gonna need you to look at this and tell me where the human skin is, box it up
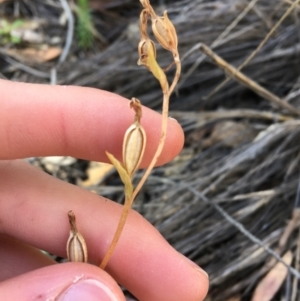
[0,79,209,301]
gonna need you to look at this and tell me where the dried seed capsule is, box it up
[122,98,146,178]
[151,11,178,54]
[138,38,156,68]
[67,231,88,263]
[137,38,167,89]
[123,123,146,177]
[66,211,88,263]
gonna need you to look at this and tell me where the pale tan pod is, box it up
[152,11,178,53]
[137,38,157,67]
[66,211,88,263]
[67,231,88,262]
[123,122,146,178]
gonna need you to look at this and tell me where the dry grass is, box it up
[2,0,300,300]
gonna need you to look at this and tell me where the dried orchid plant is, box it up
[100,0,181,269]
[66,0,181,269]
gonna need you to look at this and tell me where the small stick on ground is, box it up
[199,43,300,116]
[206,0,300,99]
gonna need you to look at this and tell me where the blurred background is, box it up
[1,1,300,300]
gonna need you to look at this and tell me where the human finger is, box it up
[0,262,125,301]
[0,234,55,281]
[0,160,209,301]
[0,79,184,165]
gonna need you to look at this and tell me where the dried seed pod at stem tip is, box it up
[151,11,178,55]
[100,0,181,270]
[67,210,88,263]
[130,97,142,122]
[123,98,146,178]
[100,99,145,269]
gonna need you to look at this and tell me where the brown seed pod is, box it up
[123,122,146,178]
[151,11,178,54]
[138,38,156,67]
[122,98,146,178]
[66,211,88,263]
[137,38,167,90]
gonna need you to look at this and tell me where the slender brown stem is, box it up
[100,88,169,269]
[100,10,182,269]
[100,197,131,269]
[131,55,181,203]
[169,52,181,95]
[130,89,169,205]
[100,86,172,269]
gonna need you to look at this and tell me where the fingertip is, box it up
[139,113,184,167]
[104,210,209,301]
[0,263,125,301]
[0,234,55,281]
[0,80,184,166]
[179,255,209,301]
[164,116,184,163]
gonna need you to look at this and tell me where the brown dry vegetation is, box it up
[1,1,300,300]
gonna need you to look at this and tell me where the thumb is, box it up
[0,262,125,301]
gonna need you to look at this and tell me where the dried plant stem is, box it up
[180,0,259,88]
[100,92,170,269]
[206,0,300,100]
[130,54,181,206]
[130,53,181,204]
[100,197,131,269]
[169,54,181,95]
[100,59,181,270]
[130,90,170,204]
[199,43,300,116]
[100,1,181,269]
[186,185,300,279]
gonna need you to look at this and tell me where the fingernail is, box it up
[186,257,208,278]
[180,253,209,279]
[58,279,120,301]
[169,116,178,122]
[189,260,209,279]
[194,266,209,279]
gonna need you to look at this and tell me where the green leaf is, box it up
[11,19,25,29]
[76,0,94,49]
[146,43,168,91]
[106,151,133,199]
[11,35,21,44]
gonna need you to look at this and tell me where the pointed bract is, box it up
[106,151,133,199]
